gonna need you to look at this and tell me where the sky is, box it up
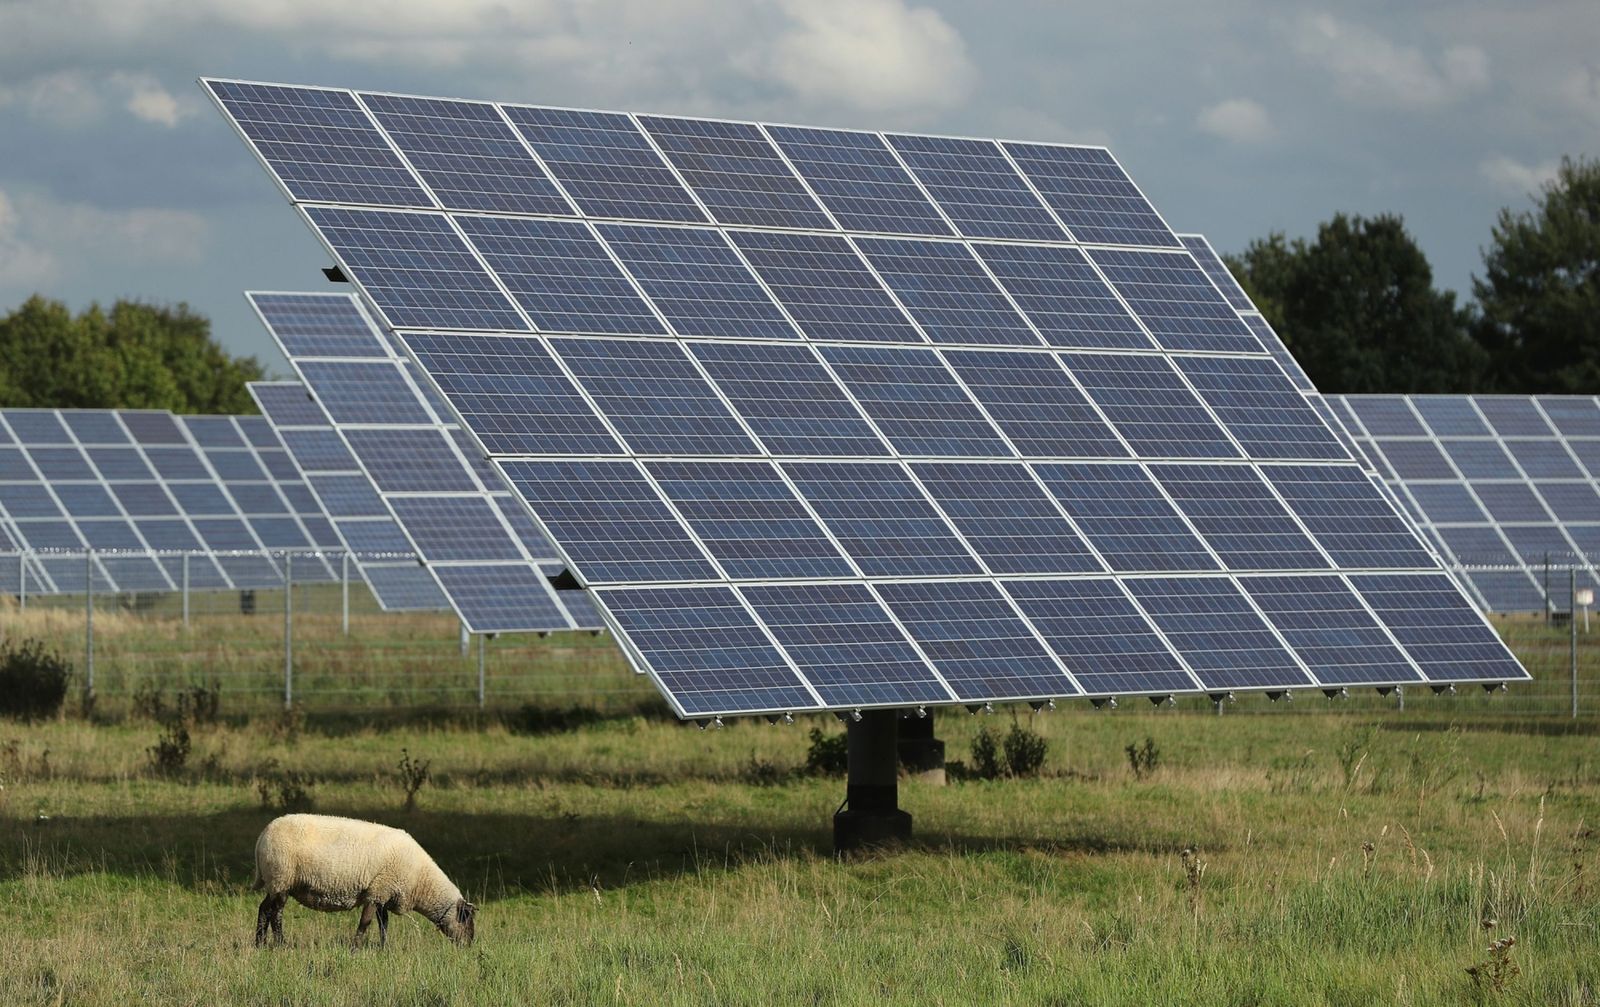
[0,0,1594,373]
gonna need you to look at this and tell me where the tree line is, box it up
[0,156,1594,408]
[1226,155,1599,394]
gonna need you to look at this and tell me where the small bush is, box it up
[270,703,305,746]
[131,682,167,722]
[147,720,191,774]
[804,727,848,777]
[1126,737,1160,781]
[1003,722,1048,778]
[0,638,72,721]
[742,752,788,787]
[971,726,1003,780]
[255,758,314,811]
[396,748,431,811]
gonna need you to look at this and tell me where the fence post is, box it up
[283,552,293,710]
[1397,685,1404,712]
[182,552,190,630]
[459,621,469,658]
[341,552,350,637]
[1545,553,1552,625]
[18,553,26,610]
[477,634,486,709]
[84,550,95,704]
[1573,567,1580,720]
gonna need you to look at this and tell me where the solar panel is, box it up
[1348,573,1526,681]
[211,80,1530,714]
[1238,574,1423,686]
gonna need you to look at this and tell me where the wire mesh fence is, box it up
[1,550,1597,719]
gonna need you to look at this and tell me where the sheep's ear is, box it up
[460,900,477,922]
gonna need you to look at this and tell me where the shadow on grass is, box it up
[1376,717,1600,737]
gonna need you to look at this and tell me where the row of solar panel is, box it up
[206,80,1182,248]
[245,293,601,633]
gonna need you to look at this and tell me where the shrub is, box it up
[804,727,848,777]
[1003,722,1048,778]
[0,638,72,721]
[396,748,431,811]
[1126,736,1160,781]
[255,758,314,811]
[147,720,191,774]
[741,752,787,787]
[970,726,1003,780]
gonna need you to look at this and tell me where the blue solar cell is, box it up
[1239,314,1313,391]
[202,449,267,482]
[1003,143,1179,247]
[1151,463,1330,570]
[0,484,61,518]
[738,582,951,707]
[1344,396,1426,436]
[359,93,574,216]
[399,333,618,456]
[782,460,980,576]
[1410,396,1490,436]
[725,230,922,343]
[1239,574,1423,686]
[5,411,70,444]
[55,483,121,518]
[27,447,95,481]
[344,429,479,493]
[493,496,560,561]
[1499,524,1578,565]
[819,345,1012,457]
[134,519,202,550]
[296,361,434,425]
[431,563,570,633]
[453,216,666,334]
[502,106,706,222]
[1408,483,1489,524]
[338,519,415,556]
[1474,482,1551,523]
[972,243,1152,350]
[1534,482,1600,523]
[1569,440,1600,479]
[0,446,29,479]
[168,483,234,516]
[251,384,327,428]
[110,483,178,517]
[1374,440,1457,480]
[258,449,303,483]
[911,461,1101,574]
[941,349,1127,458]
[689,342,889,457]
[1438,440,1518,480]
[1477,398,1553,437]
[388,496,523,561]
[183,416,246,449]
[643,460,853,579]
[1176,356,1347,461]
[303,207,527,331]
[12,518,82,548]
[60,411,129,445]
[364,565,449,611]
[228,484,290,515]
[248,516,311,549]
[278,429,358,473]
[120,411,188,445]
[1085,248,1260,353]
[596,585,816,715]
[554,589,605,629]
[1001,578,1197,696]
[499,459,717,583]
[1431,525,1516,566]
[765,125,951,236]
[190,516,260,550]
[853,237,1040,346]
[874,580,1079,700]
[205,81,434,207]
[592,223,798,339]
[1538,397,1600,436]
[1504,439,1583,479]
[1121,576,1314,691]
[1059,352,1239,459]
[1034,461,1219,572]
[549,336,757,455]
[1350,573,1529,681]
[249,293,388,359]
[1177,234,1253,312]
[884,133,1068,241]
[637,116,834,230]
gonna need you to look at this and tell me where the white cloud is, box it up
[20,71,105,125]
[0,190,59,288]
[1292,13,1490,108]
[764,0,976,112]
[111,73,190,128]
[0,185,208,291]
[0,70,197,128]
[1196,98,1273,143]
[1479,154,1561,195]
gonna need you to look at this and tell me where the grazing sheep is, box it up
[252,813,475,948]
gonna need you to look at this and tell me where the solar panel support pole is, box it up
[84,550,95,708]
[1544,553,1552,626]
[1572,567,1579,720]
[477,634,486,710]
[18,554,26,610]
[341,553,350,637]
[181,553,190,630]
[833,709,911,855]
[283,552,293,711]
[459,622,469,658]
[897,710,945,785]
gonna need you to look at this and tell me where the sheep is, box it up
[252,813,476,948]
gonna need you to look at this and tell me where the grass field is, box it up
[3,611,1600,1004]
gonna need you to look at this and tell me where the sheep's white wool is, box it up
[255,814,462,924]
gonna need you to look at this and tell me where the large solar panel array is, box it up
[1329,394,1600,611]
[206,80,1528,717]
[246,290,600,633]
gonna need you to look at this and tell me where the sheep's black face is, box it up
[444,899,476,945]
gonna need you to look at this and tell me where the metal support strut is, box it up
[833,709,912,855]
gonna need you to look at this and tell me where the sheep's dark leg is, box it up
[353,902,376,948]
[256,894,286,948]
[376,905,389,948]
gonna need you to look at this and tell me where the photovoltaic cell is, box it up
[1538,397,1600,436]
[1239,314,1313,391]
[594,223,798,339]
[874,580,1079,700]
[738,582,951,707]
[1408,483,1489,524]
[972,243,1152,350]
[249,292,390,359]
[765,125,951,236]
[296,361,433,425]
[205,81,434,207]
[1503,439,1582,479]
[1176,234,1252,312]
[820,345,1011,457]
[1239,574,1422,685]
[388,496,525,561]
[1345,396,1425,436]
[1375,440,1457,480]
[782,460,980,577]
[1000,578,1196,695]
[1534,482,1600,523]
[1439,440,1519,480]
[430,563,570,634]
[941,349,1126,458]
[853,236,1040,346]
[1474,483,1551,524]
[1003,143,1179,248]
[689,342,890,457]
[1122,576,1314,691]
[637,116,834,230]
[278,429,358,472]
[1175,356,1346,460]
[1034,461,1218,571]
[359,93,574,216]
[1476,398,1553,437]
[1410,396,1490,436]
[343,428,479,493]
[252,384,327,428]
[1086,248,1261,353]
[884,133,1068,242]
[1349,573,1529,681]
[1060,352,1239,459]
[1150,463,1329,570]
[725,230,922,343]
[911,461,1101,574]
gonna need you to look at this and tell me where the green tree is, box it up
[1473,156,1600,394]
[0,297,263,411]
[1225,214,1485,393]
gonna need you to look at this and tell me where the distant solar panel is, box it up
[208,80,1529,716]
